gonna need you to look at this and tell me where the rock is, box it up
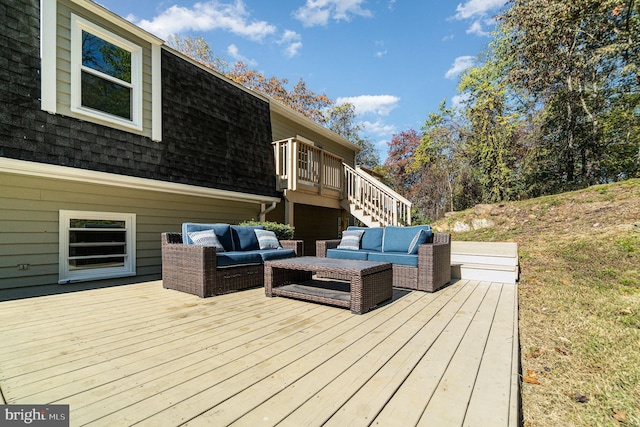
[474,204,493,216]
[472,218,494,229]
[453,221,471,232]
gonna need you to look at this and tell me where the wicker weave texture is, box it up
[264,257,393,314]
[161,232,303,297]
[315,233,452,293]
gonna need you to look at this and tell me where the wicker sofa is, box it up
[161,223,303,297]
[316,225,451,292]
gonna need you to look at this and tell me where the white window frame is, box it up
[59,210,136,284]
[70,14,143,131]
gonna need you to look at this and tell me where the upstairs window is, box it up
[70,14,142,130]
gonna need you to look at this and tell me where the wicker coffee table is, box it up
[264,256,393,314]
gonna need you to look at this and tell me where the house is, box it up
[0,0,410,300]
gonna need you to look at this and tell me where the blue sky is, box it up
[96,0,508,160]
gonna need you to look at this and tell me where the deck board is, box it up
[0,279,519,426]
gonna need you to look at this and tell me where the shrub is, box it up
[239,220,295,240]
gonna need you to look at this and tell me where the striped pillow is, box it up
[337,229,364,250]
[187,229,225,251]
[254,229,281,250]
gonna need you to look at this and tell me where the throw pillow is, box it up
[407,229,429,254]
[187,229,225,251]
[337,229,365,250]
[254,229,281,250]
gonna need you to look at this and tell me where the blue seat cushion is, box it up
[326,248,370,261]
[382,225,433,253]
[257,249,296,262]
[347,226,384,252]
[231,225,264,251]
[368,251,419,267]
[182,223,233,251]
[216,251,263,267]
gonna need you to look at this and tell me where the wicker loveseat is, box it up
[161,223,303,297]
[316,225,451,292]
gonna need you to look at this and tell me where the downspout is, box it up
[259,201,278,222]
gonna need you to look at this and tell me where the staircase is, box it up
[272,137,412,227]
[342,164,412,227]
[450,241,519,284]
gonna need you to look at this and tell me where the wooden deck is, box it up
[0,279,519,426]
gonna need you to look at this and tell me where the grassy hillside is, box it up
[432,178,640,427]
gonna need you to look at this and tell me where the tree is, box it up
[166,35,229,73]
[167,36,334,125]
[325,103,379,168]
[500,0,640,187]
[457,37,520,203]
[413,101,472,216]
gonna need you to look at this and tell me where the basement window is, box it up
[70,14,142,130]
[59,210,136,283]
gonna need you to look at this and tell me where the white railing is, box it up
[273,137,343,193]
[343,163,412,226]
[273,136,412,226]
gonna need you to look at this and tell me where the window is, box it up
[70,14,142,130]
[59,210,136,283]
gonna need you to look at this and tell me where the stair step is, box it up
[451,263,519,284]
[450,241,519,284]
[451,254,518,267]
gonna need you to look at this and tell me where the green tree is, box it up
[326,103,379,168]
[458,42,520,203]
[412,101,472,218]
[500,0,640,187]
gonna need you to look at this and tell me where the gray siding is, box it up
[0,172,263,300]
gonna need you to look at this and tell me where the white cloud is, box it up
[466,20,487,36]
[227,44,257,65]
[135,0,276,41]
[361,120,396,137]
[445,55,475,79]
[374,40,387,58]
[336,95,400,116]
[293,0,373,27]
[279,30,303,57]
[453,0,507,36]
[451,93,471,107]
[454,0,508,20]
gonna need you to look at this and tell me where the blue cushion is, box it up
[326,248,370,261]
[347,226,384,252]
[337,229,364,250]
[216,251,263,267]
[382,225,433,253]
[408,229,430,254]
[368,251,419,267]
[182,223,233,251]
[231,225,264,251]
[257,249,296,262]
[254,229,281,249]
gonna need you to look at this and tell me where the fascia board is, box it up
[0,158,280,204]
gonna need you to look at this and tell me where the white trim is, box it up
[151,43,162,142]
[59,210,136,283]
[40,0,57,114]
[0,157,281,204]
[70,14,143,131]
[70,0,164,45]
